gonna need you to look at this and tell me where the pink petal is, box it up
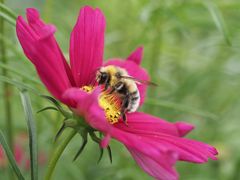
[64,89,172,159]
[128,148,178,180]
[16,9,72,103]
[133,132,218,163]
[164,136,217,163]
[114,112,194,137]
[104,59,149,105]
[63,87,111,133]
[70,6,106,87]
[63,87,217,178]
[114,113,217,163]
[26,8,75,86]
[127,46,144,65]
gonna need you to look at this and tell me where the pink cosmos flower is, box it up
[16,6,218,180]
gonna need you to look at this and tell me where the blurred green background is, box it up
[1,0,240,179]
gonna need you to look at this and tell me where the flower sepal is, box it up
[38,95,73,118]
[54,115,112,164]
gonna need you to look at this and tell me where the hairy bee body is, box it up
[96,65,140,117]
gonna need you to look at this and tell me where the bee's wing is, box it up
[120,76,158,86]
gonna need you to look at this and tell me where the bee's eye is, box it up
[99,72,108,84]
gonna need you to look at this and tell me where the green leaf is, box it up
[0,62,41,85]
[0,3,17,26]
[0,75,39,94]
[20,90,38,180]
[204,1,231,45]
[0,130,25,180]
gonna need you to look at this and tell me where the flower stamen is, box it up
[81,86,122,124]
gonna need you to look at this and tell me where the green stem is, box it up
[44,129,77,180]
[0,1,14,179]
[1,0,13,149]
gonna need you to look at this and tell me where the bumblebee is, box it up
[96,65,156,123]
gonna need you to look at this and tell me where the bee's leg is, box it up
[103,75,111,91]
[108,82,123,94]
[122,112,127,125]
[121,96,129,125]
[103,83,109,91]
[108,87,116,94]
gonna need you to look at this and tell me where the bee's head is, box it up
[96,68,109,85]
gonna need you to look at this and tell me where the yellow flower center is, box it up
[81,86,122,124]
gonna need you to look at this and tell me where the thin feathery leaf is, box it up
[0,3,17,19]
[37,106,58,114]
[107,146,112,164]
[97,147,104,164]
[0,11,15,25]
[73,132,88,161]
[204,1,231,45]
[40,95,68,117]
[89,131,113,164]
[54,122,66,142]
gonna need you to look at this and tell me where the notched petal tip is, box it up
[78,6,105,22]
[208,146,218,160]
[16,15,38,43]
[175,122,195,137]
[16,16,27,27]
[26,8,40,23]
[127,46,144,65]
[81,5,94,11]
[70,5,106,87]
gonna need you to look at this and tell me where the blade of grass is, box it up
[146,98,218,120]
[20,90,38,180]
[204,1,231,46]
[0,130,25,180]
